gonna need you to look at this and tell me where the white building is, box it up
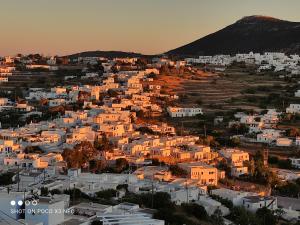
[286,104,300,114]
[211,188,253,206]
[167,107,203,117]
[276,138,293,147]
[290,158,300,169]
[296,137,300,146]
[178,162,218,186]
[257,129,282,144]
[219,149,249,177]
[241,196,277,213]
[25,197,65,225]
[196,196,230,216]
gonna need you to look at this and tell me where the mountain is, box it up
[167,15,300,56]
[66,50,150,59]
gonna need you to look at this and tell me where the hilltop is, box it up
[167,15,300,56]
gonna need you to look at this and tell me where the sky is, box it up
[0,0,300,56]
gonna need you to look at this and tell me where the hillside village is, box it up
[0,53,300,225]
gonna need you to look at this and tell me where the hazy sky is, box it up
[1,0,300,56]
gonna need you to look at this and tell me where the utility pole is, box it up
[204,124,207,137]
[186,178,189,203]
[73,184,76,205]
[181,121,184,136]
[151,175,154,208]
[17,165,20,192]
[43,169,46,181]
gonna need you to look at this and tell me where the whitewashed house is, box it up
[257,129,282,144]
[286,104,300,114]
[242,196,277,213]
[167,107,203,117]
[219,149,249,177]
[290,158,300,169]
[276,138,293,147]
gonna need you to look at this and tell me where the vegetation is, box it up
[229,124,249,135]
[268,156,292,169]
[94,135,112,151]
[62,141,98,168]
[0,172,15,186]
[89,159,107,172]
[136,126,156,135]
[211,208,225,225]
[114,158,129,173]
[274,178,300,197]
[90,220,103,225]
[96,189,117,199]
[181,203,208,220]
[123,192,212,225]
[169,165,187,177]
[24,146,44,154]
[210,194,233,209]
[246,150,279,186]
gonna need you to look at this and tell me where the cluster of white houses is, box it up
[185,52,300,74]
[230,108,300,148]
[0,55,299,224]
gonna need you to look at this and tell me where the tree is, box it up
[115,158,128,173]
[287,128,300,137]
[94,135,112,151]
[136,127,155,135]
[229,206,257,225]
[107,89,119,97]
[182,203,208,220]
[63,188,82,200]
[50,189,61,195]
[96,189,117,199]
[0,172,15,185]
[123,192,174,210]
[245,159,255,177]
[276,181,300,197]
[256,207,276,225]
[89,159,106,172]
[62,141,97,168]
[154,207,188,225]
[41,187,49,196]
[210,208,225,225]
[251,150,279,186]
[90,220,103,225]
[169,165,187,177]
[116,184,128,191]
[274,208,285,223]
[24,146,44,154]
[229,124,249,135]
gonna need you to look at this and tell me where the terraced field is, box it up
[153,68,296,114]
[0,71,62,91]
